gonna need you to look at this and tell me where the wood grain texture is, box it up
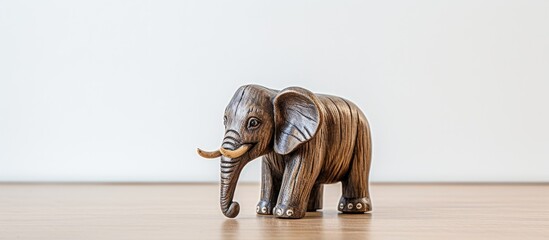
[1,183,548,240]
[198,85,372,219]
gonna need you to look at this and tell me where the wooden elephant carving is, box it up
[198,85,372,219]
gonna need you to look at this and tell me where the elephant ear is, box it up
[273,87,322,155]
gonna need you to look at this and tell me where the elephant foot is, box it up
[256,200,275,215]
[338,197,371,213]
[273,204,305,219]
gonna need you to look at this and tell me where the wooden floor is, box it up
[0,183,548,240]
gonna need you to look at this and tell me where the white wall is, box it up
[1,0,548,182]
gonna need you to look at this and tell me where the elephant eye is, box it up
[247,117,261,129]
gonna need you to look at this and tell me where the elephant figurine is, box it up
[198,84,372,219]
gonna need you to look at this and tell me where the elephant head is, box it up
[197,85,323,218]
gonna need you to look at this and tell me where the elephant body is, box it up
[198,85,372,219]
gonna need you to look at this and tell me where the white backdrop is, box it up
[1,0,548,182]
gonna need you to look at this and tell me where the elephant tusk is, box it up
[197,148,222,159]
[219,144,251,159]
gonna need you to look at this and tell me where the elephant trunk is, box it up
[219,156,242,218]
[198,133,252,218]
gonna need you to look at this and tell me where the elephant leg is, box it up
[339,119,372,213]
[256,159,281,215]
[307,184,323,212]
[274,153,320,219]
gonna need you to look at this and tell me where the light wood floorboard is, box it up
[0,183,548,239]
